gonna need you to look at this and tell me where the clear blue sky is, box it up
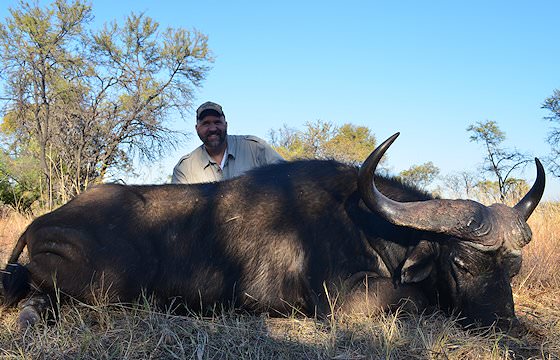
[2,1,559,199]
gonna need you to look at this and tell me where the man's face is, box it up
[196,115,228,150]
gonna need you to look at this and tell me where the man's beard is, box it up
[202,130,227,149]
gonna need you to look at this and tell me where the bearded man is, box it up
[172,101,284,184]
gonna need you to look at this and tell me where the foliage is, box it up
[0,152,41,212]
[542,88,560,177]
[397,161,440,190]
[472,178,529,206]
[467,120,531,203]
[0,0,213,208]
[269,120,378,166]
[323,123,378,165]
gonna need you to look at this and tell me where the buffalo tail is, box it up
[1,233,31,307]
[2,263,30,307]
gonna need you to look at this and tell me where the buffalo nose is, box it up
[496,317,526,336]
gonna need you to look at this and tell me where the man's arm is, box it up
[171,155,192,184]
[244,135,285,165]
[261,142,284,164]
[171,164,187,184]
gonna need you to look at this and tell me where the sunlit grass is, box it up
[1,301,556,359]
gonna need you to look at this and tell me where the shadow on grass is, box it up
[0,302,557,359]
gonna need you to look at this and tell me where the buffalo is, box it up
[1,133,545,330]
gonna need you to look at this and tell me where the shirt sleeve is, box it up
[171,160,188,184]
[260,141,285,165]
[244,135,284,165]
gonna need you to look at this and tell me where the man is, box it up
[172,101,284,184]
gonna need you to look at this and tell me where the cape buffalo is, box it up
[1,133,545,330]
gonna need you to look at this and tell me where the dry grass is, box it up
[0,204,558,359]
[520,203,560,290]
[0,207,30,264]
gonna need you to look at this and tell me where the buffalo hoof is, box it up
[17,306,41,329]
[17,296,49,329]
[500,318,528,338]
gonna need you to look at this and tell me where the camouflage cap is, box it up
[196,101,224,120]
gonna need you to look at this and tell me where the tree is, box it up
[542,89,560,177]
[269,120,335,160]
[467,120,530,203]
[268,124,307,160]
[0,152,41,212]
[323,124,378,166]
[0,0,213,208]
[398,161,440,190]
[0,0,94,207]
[442,171,478,199]
[268,120,378,166]
[472,178,529,205]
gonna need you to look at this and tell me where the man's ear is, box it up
[401,240,439,283]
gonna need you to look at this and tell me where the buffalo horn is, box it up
[359,133,499,247]
[513,158,545,221]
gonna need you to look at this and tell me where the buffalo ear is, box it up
[401,240,438,283]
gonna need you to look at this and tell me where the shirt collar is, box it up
[200,135,235,169]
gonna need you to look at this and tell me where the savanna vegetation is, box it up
[0,0,212,212]
[0,0,559,359]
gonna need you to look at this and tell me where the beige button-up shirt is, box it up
[171,135,284,184]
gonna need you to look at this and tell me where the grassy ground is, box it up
[0,205,558,359]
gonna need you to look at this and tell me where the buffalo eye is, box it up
[465,216,491,237]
